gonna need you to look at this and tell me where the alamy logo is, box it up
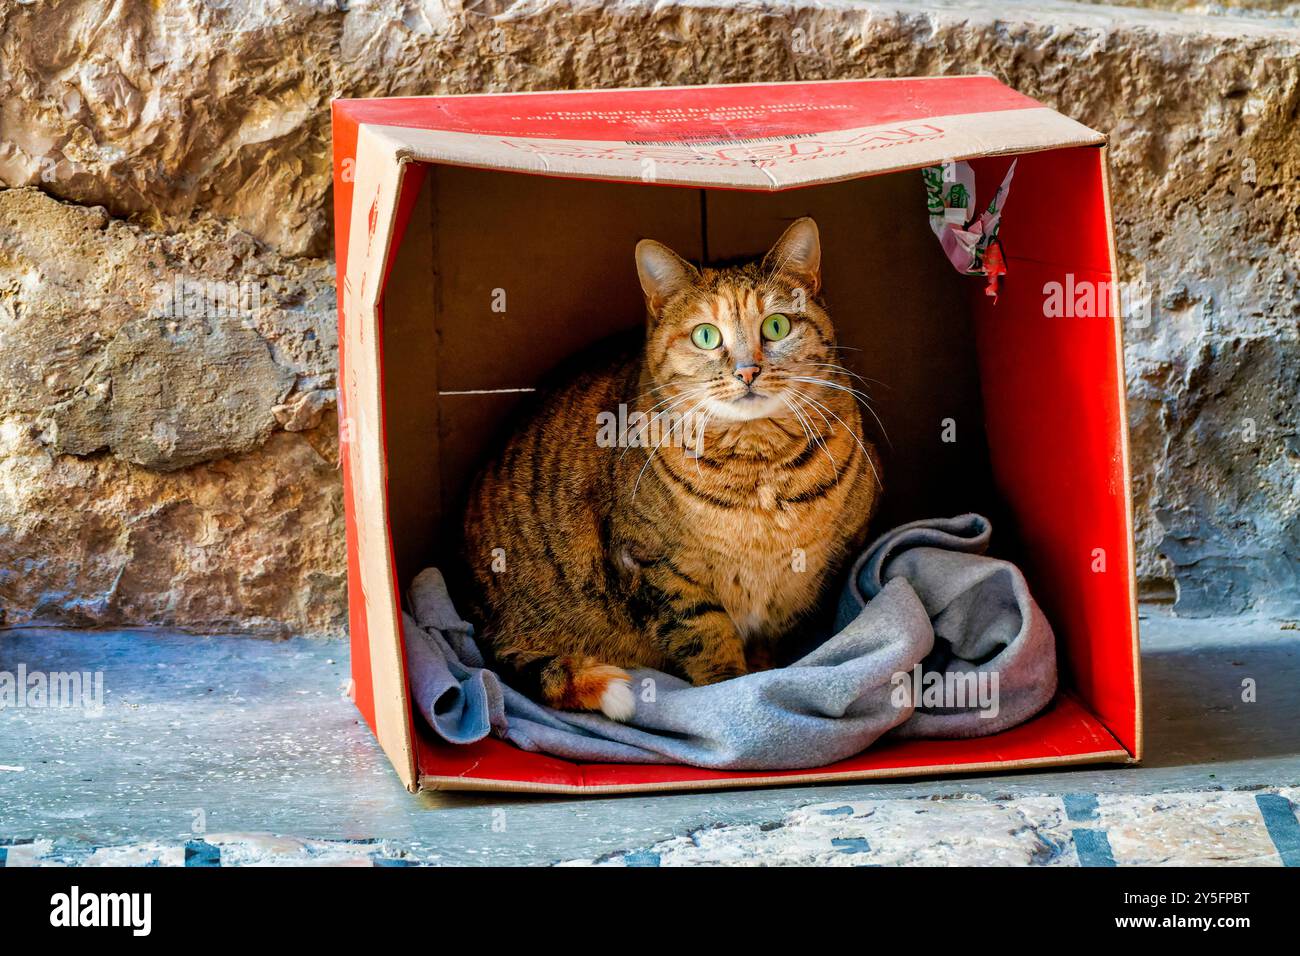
[1041,272,1152,326]
[153,275,262,319]
[891,664,1000,719]
[0,665,104,713]
[595,403,705,454]
[50,886,151,936]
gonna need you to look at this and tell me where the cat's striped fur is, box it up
[459,218,881,718]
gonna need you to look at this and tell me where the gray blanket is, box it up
[404,514,1057,771]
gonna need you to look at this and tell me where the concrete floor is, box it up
[1,611,1298,866]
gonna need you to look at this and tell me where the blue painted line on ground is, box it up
[1256,794,1300,867]
[831,837,871,854]
[621,850,661,867]
[183,840,221,867]
[1063,793,1100,822]
[1072,828,1117,867]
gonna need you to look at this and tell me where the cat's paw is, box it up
[598,676,636,721]
[572,662,635,721]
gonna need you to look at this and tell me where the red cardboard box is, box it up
[331,78,1142,794]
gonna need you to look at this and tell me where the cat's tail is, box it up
[502,654,636,722]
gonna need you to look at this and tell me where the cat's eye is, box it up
[761,313,792,342]
[691,323,722,350]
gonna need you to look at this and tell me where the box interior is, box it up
[378,145,1138,791]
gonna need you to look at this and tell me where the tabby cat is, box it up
[459,218,881,719]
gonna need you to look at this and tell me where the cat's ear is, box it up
[763,217,821,295]
[635,240,699,316]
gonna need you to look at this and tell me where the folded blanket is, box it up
[404,514,1057,771]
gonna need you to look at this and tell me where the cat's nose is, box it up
[734,365,762,386]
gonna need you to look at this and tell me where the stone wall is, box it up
[1,0,1296,632]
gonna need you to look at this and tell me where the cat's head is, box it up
[634,217,835,423]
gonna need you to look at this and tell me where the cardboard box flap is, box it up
[342,124,416,313]
[341,77,1104,191]
[339,121,419,789]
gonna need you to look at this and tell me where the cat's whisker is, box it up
[641,384,710,415]
[764,403,806,447]
[618,387,711,461]
[789,390,842,475]
[632,379,694,402]
[793,389,882,491]
[690,408,714,478]
[617,399,688,462]
[789,376,892,449]
[789,388,834,436]
[631,398,708,503]
[789,375,875,404]
[780,394,815,447]
[629,433,667,503]
[794,362,885,389]
[815,348,895,389]
[782,394,837,479]
[780,393,814,443]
